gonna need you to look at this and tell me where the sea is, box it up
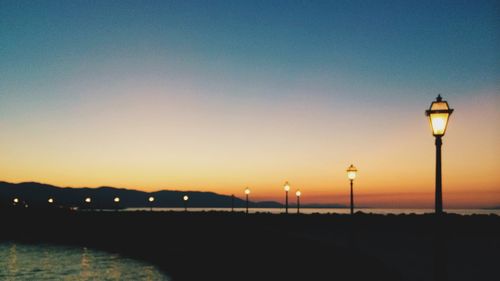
[124,207,500,216]
[0,243,170,281]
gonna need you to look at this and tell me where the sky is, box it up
[0,0,499,208]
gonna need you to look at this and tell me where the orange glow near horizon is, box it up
[0,86,499,209]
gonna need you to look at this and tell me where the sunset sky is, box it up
[1,0,499,208]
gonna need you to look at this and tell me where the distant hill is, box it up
[0,181,282,209]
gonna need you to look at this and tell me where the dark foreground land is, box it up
[1,209,499,281]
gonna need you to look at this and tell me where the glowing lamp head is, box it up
[48,198,54,204]
[347,164,357,180]
[296,190,301,197]
[284,182,290,192]
[114,197,120,203]
[245,187,251,195]
[183,195,189,201]
[148,196,155,202]
[425,95,453,137]
[85,197,92,203]
[13,198,19,203]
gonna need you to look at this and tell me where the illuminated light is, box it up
[114,197,120,203]
[245,187,251,195]
[296,190,301,197]
[148,196,155,202]
[426,95,454,137]
[347,164,357,180]
[85,197,92,203]
[183,195,189,201]
[13,198,19,204]
[48,198,54,204]
[284,181,290,192]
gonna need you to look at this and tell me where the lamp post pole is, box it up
[435,136,443,214]
[244,188,250,214]
[284,182,290,214]
[350,179,354,215]
[148,196,155,212]
[285,190,288,214]
[296,191,301,214]
[346,164,357,215]
[183,195,188,212]
[114,197,120,212]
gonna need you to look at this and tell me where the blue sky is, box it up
[2,0,498,97]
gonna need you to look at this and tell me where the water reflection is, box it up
[8,244,17,276]
[80,247,91,280]
[0,243,170,281]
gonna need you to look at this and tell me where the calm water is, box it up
[125,207,500,216]
[0,243,170,281]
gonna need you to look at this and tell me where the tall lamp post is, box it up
[183,195,189,212]
[284,181,290,214]
[346,164,357,215]
[244,187,250,214]
[296,190,301,214]
[148,196,155,212]
[426,95,453,215]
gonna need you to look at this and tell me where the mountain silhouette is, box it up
[0,181,282,209]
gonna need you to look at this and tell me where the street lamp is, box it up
[296,190,301,214]
[13,198,19,205]
[426,94,454,214]
[183,195,189,211]
[244,187,251,214]
[114,197,120,211]
[148,196,155,211]
[346,164,357,215]
[284,181,290,214]
[85,197,92,211]
[48,198,54,208]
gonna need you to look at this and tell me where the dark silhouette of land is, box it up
[0,181,348,209]
[1,207,498,281]
[0,181,286,209]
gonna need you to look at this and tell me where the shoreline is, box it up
[1,210,499,281]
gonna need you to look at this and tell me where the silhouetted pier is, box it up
[1,209,499,281]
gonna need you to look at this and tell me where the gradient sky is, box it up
[1,0,499,208]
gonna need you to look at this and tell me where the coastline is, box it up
[1,209,499,281]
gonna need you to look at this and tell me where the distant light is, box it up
[25,204,29,208]
[347,164,357,180]
[13,198,19,203]
[48,198,54,204]
[85,197,92,203]
[296,190,301,197]
[284,181,290,192]
[245,187,251,195]
[183,195,189,201]
[114,197,120,203]
[148,196,155,202]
